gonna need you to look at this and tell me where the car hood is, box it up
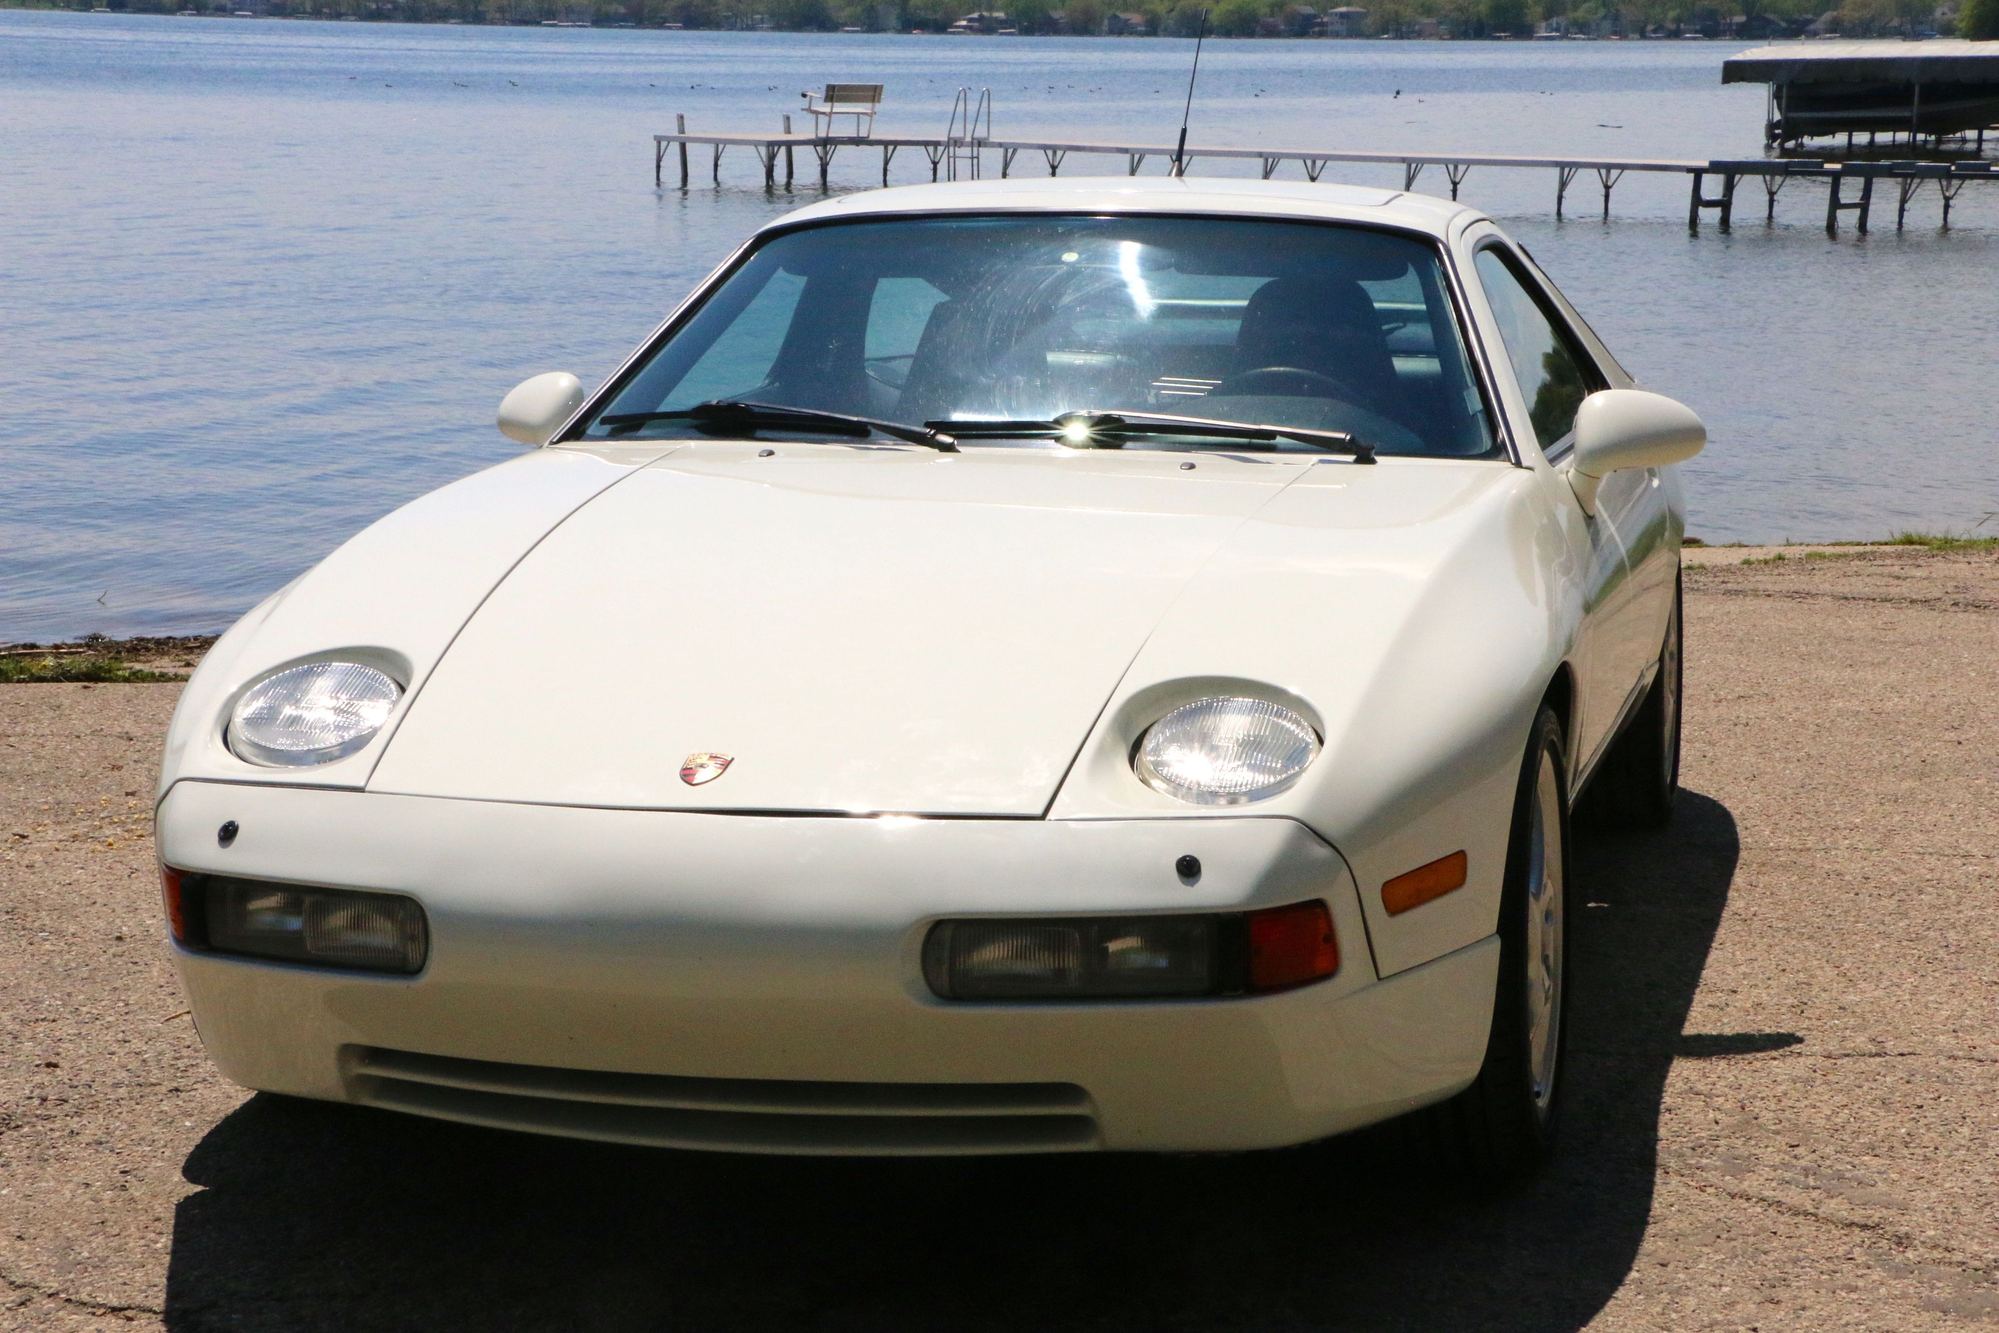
[368,442,1322,815]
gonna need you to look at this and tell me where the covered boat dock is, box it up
[1724,41,1999,149]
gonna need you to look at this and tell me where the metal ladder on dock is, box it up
[945,87,990,181]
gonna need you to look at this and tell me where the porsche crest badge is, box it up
[679,752,733,786]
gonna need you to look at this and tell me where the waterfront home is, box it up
[1325,5,1369,35]
[947,9,1009,31]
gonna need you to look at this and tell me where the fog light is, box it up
[924,917,1214,1000]
[924,902,1336,1002]
[188,875,427,974]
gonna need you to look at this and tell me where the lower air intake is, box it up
[345,1048,1099,1156]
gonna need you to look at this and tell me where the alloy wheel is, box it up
[1524,750,1565,1116]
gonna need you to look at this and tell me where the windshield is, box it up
[577,215,1496,458]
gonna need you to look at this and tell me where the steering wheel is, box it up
[1210,365,1366,401]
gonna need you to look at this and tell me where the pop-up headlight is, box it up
[227,661,402,767]
[1135,696,1320,805]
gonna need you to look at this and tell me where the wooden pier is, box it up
[653,117,1998,235]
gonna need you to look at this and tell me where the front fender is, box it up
[156,445,664,804]
[1051,461,1581,976]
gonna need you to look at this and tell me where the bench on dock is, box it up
[803,84,883,138]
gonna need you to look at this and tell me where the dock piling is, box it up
[1555,165,1580,220]
[1939,171,1975,228]
[1825,167,1876,234]
[676,114,689,190]
[1688,166,1747,232]
[1595,167,1624,219]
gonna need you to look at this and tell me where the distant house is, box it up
[1280,4,1322,35]
[1727,12,1788,37]
[947,9,1009,31]
[1105,9,1150,32]
[1324,4,1367,34]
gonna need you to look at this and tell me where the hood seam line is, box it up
[1034,461,1334,819]
[357,447,684,788]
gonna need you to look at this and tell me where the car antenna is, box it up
[1171,8,1210,179]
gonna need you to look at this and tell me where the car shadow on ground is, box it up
[164,792,1744,1333]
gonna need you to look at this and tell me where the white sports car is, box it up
[156,179,1703,1175]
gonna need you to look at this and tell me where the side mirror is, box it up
[497,372,586,447]
[1567,388,1705,515]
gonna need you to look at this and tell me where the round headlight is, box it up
[1136,696,1321,806]
[228,662,402,767]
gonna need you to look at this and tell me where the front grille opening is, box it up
[345,1048,1099,1156]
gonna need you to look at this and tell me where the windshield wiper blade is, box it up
[1063,411,1375,462]
[599,400,958,452]
[930,411,1374,463]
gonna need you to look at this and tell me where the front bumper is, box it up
[158,780,1497,1154]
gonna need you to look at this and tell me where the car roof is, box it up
[765,176,1486,241]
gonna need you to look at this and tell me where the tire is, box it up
[1427,704,1570,1184]
[1582,569,1683,831]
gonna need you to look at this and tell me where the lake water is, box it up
[2,10,1995,640]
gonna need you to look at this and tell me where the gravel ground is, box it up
[2,547,1993,1331]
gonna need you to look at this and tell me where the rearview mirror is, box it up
[497,372,586,447]
[1567,389,1705,515]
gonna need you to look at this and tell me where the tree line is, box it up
[62,0,1983,38]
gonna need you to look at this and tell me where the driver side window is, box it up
[1473,247,1599,452]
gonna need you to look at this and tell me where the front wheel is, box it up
[1427,704,1570,1183]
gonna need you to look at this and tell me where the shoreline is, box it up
[1,538,1990,666]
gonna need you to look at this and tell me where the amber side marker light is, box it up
[1382,851,1469,916]
[161,865,188,943]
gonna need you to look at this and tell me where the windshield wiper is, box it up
[597,400,958,452]
[929,410,1374,463]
